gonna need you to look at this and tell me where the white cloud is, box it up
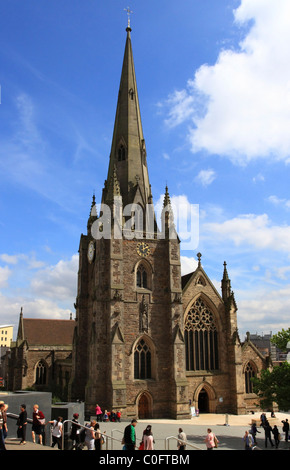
[196,169,216,187]
[0,266,11,288]
[252,173,265,183]
[30,254,78,301]
[203,213,290,252]
[155,193,199,250]
[237,284,290,335]
[180,256,198,276]
[163,0,290,163]
[0,254,19,265]
[163,89,194,128]
[0,254,78,327]
[268,195,290,210]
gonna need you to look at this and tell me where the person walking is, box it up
[250,422,260,444]
[17,404,27,445]
[32,404,45,445]
[84,420,96,450]
[123,419,137,450]
[94,422,105,450]
[177,428,187,451]
[264,420,274,448]
[0,401,8,443]
[204,428,218,450]
[143,425,154,450]
[243,430,254,450]
[70,413,81,450]
[48,416,63,449]
[272,425,280,449]
[282,419,289,442]
[0,402,6,451]
[95,404,102,422]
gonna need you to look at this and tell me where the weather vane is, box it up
[124,6,133,28]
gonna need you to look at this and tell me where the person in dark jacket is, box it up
[272,425,280,448]
[70,413,81,450]
[264,420,274,448]
[123,419,137,450]
[282,419,289,442]
[17,404,27,445]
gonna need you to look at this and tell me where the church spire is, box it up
[222,261,231,300]
[102,25,151,209]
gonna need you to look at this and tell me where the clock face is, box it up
[87,241,95,263]
[137,242,150,257]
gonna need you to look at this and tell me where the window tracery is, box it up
[184,297,219,371]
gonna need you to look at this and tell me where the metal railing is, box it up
[165,436,202,451]
[61,420,123,451]
[7,413,203,450]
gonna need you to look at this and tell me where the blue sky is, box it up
[1,0,290,339]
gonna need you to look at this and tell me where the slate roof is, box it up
[21,318,75,346]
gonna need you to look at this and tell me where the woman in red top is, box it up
[32,404,45,445]
[95,404,102,422]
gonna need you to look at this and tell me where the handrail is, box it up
[61,420,123,450]
[165,435,202,451]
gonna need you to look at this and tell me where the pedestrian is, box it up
[143,425,154,450]
[17,404,27,445]
[123,418,137,450]
[0,401,8,442]
[177,428,187,450]
[0,402,6,451]
[250,421,260,444]
[264,420,274,448]
[272,425,280,449]
[204,428,218,450]
[94,422,105,450]
[70,413,81,450]
[32,404,45,445]
[260,412,267,427]
[243,430,254,450]
[95,404,102,422]
[48,416,63,449]
[116,411,121,422]
[282,419,289,442]
[84,420,96,450]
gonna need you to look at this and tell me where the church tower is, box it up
[70,25,189,419]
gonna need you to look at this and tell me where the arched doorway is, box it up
[198,388,209,413]
[138,392,152,419]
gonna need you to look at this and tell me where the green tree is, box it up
[252,362,290,411]
[271,328,290,352]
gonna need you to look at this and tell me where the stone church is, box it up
[68,25,268,419]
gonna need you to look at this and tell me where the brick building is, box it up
[68,26,268,419]
[8,308,74,399]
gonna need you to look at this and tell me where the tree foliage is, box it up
[271,328,290,352]
[252,362,290,411]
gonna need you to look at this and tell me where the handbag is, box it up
[139,441,144,450]
[38,418,45,425]
[213,435,218,448]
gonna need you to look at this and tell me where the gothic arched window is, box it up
[244,362,256,393]
[35,360,47,385]
[184,297,219,371]
[136,264,148,289]
[134,339,151,379]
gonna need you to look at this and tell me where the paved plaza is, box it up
[3,411,290,451]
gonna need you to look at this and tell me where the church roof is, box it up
[17,317,75,346]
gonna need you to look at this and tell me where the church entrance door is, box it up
[138,393,151,419]
[198,388,209,413]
